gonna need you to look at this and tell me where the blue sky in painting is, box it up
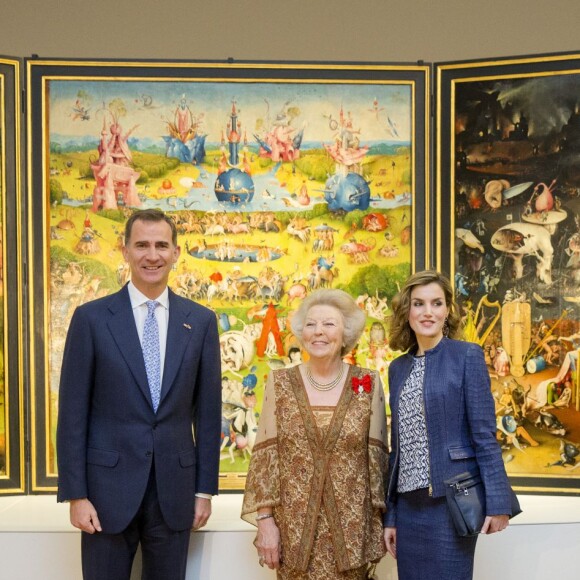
[48,79,413,145]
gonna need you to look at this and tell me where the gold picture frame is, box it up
[0,57,25,494]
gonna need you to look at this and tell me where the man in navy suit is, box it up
[57,208,222,580]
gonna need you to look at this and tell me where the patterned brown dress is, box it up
[241,365,388,579]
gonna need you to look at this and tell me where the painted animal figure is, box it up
[206,279,228,303]
[205,224,226,236]
[550,439,580,468]
[226,222,252,234]
[287,222,311,243]
[340,238,376,254]
[340,238,376,262]
[535,410,566,436]
[226,276,259,301]
[287,283,308,304]
[258,274,286,302]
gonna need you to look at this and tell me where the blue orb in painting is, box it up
[324,173,371,212]
[214,168,255,205]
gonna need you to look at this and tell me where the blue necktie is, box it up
[143,300,161,412]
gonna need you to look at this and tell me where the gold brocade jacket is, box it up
[241,365,388,573]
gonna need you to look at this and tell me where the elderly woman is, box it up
[384,270,515,580]
[242,289,389,579]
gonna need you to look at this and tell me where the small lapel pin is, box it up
[183,323,192,330]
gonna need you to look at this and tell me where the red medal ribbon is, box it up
[352,374,372,393]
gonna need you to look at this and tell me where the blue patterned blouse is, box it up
[396,356,430,493]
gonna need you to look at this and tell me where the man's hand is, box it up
[193,497,212,530]
[69,498,102,534]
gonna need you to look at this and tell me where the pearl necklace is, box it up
[305,364,345,391]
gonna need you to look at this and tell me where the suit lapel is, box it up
[159,290,194,406]
[106,286,153,407]
[392,353,414,417]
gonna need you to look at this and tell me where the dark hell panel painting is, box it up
[437,54,580,493]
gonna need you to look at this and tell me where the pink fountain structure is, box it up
[91,114,141,212]
[253,101,304,163]
[324,105,369,171]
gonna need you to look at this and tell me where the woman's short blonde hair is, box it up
[291,289,366,356]
[388,270,462,352]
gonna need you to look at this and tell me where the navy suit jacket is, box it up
[384,338,513,527]
[56,285,222,534]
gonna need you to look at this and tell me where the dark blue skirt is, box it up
[395,488,478,580]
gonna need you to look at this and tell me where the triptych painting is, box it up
[1,54,578,495]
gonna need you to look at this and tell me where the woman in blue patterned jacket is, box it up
[383,270,513,580]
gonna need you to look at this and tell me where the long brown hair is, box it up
[388,270,462,352]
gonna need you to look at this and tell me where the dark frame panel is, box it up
[436,52,580,494]
[0,57,25,494]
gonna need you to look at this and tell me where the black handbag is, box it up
[444,471,522,537]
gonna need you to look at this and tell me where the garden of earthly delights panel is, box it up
[46,80,415,486]
[453,75,580,484]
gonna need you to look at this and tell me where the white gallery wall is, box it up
[0,0,579,63]
[1,494,579,579]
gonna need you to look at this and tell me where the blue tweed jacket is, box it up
[383,338,513,527]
